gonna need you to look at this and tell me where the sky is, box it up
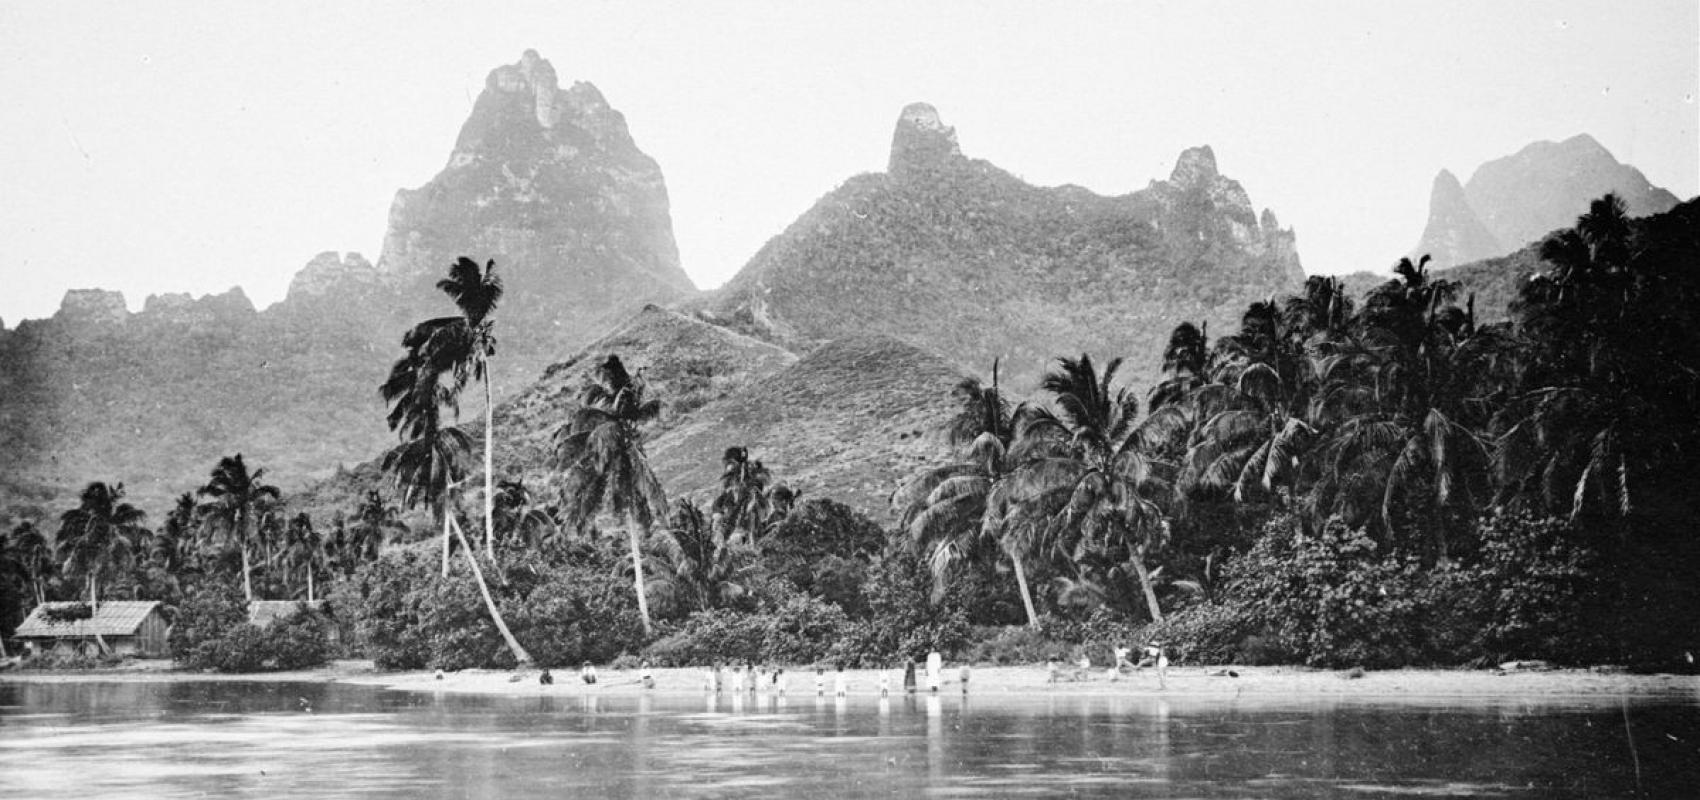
[1,0,1695,325]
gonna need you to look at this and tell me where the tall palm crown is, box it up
[553,354,668,634]
[57,482,146,608]
[197,454,281,603]
[713,447,772,542]
[383,256,503,554]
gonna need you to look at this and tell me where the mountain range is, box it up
[1411,134,1680,269]
[4,50,1684,525]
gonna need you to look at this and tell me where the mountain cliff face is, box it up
[696,102,1302,392]
[1413,134,1681,267]
[0,51,692,516]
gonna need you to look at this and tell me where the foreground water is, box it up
[1,681,1695,798]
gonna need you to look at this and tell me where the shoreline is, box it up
[4,661,1694,704]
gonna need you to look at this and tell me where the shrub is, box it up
[1222,514,1427,668]
[503,565,647,667]
[168,582,247,663]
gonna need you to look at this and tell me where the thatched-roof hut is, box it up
[14,601,169,658]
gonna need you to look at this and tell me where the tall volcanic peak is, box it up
[698,102,1303,392]
[376,49,693,298]
[1,50,699,515]
[1413,134,1680,268]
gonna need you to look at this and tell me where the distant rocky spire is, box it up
[1169,146,1219,187]
[1412,169,1502,268]
[888,102,962,177]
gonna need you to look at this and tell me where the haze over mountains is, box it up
[2,50,1688,522]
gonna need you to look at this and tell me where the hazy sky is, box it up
[2,1,1695,324]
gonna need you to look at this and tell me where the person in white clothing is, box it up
[925,651,943,692]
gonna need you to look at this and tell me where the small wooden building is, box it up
[14,601,169,658]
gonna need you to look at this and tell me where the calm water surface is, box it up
[1,680,1695,798]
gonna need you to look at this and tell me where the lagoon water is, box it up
[1,681,1695,798]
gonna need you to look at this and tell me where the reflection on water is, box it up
[0,680,1696,799]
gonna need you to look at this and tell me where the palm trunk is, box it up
[307,565,316,603]
[448,514,531,666]
[1009,552,1040,629]
[484,375,496,559]
[240,545,253,603]
[440,504,452,578]
[1129,550,1164,624]
[89,575,99,610]
[627,512,652,636]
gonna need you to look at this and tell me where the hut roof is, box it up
[15,601,161,638]
[248,600,325,627]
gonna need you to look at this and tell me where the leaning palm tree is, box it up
[553,354,668,635]
[383,418,533,665]
[56,482,146,609]
[197,454,281,603]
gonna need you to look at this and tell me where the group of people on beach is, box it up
[689,651,968,697]
[1047,641,1170,688]
[530,642,1170,691]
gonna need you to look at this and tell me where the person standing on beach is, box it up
[580,661,598,685]
[640,660,654,689]
[903,659,917,694]
[834,664,847,697]
[958,664,970,694]
[879,668,891,697]
[926,651,942,692]
[731,663,746,694]
[815,665,827,696]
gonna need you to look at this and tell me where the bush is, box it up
[643,594,851,667]
[168,582,247,663]
[1221,514,1428,668]
[959,624,1068,665]
[503,565,647,667]
[177,604,333,673]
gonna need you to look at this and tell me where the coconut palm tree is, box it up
[346,490,407,565]
[492,479,558,550]
[280,513,326,602]
[196,454,280,603]
[553,354,668,635]
[9,521,54,607]
[894,360,1056,626]
[713,447,772,545]
[433,257,504,557]
[56,482,146,608]
[1005,355,1175,622]
[647,499,756,614]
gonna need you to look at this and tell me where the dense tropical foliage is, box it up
[4,199,1695,672]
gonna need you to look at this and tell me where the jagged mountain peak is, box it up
[1410,168,1502,268]
[1169,145,1220,187]
[889,102,963,176]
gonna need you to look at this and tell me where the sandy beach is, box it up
[5,660,1694,704]
[344,664,1698,702]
